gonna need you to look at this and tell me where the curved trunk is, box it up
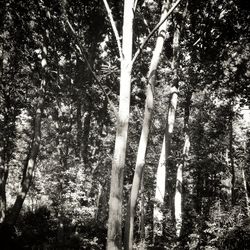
[124,1,170,249]
[6,97,44,225]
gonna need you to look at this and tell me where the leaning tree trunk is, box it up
[124,2,170,249]
[6,95,44,225]
[174,91,192,237]
[106,0,134,249]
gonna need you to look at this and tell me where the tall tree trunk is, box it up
[76,98,83,159]
[124,2,170,249]
[229,111,235,206]
[139,173,145,250]
[125,1,169,250]
[6,96,44,225]
[174,163,183,237]
[106,0,134,249]
[0,91,16,223]
[0,158,7,224]
[82,109,91,164]
[153,2,187,238]
[153,86,178,239]
[242,166,250,217]
[174,92,191,237]
[153,136,166,240]
[76,97,92,164]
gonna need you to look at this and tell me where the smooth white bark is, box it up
[174,163,183,237]
[107,0,134,249]
[125,1,170,249]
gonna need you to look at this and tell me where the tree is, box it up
[153,1,187,239]
[124,1,171,249]
[107,0,134,249]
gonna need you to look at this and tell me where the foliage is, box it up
[0,0,249,249]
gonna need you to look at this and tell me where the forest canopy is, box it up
[0,0,249,249]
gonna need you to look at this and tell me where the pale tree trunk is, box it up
[174,92,191,237]
[106,0,134,249]
[174,163,183,237]
[124,2,170,249]
[0,157,7,223]
[153,2,187,238]
[229,111,235,206]
[6,95,44,225]
[125,1,169,250]
[241,166,250,217]
[0,91,16,223]
[153,137,166,239]
[153,88,178,239]
[139,173,145,250]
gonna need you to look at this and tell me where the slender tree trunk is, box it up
[139,173,145,250]
[82,109,91,164]
[106,0,134,249]
[6,97,44,225]
[242,167,250,217]
[229,112,235,206]
[174,163,183,237]
[124,3,170,249]
[76,98,83,159]
[76,97,91,164]
[0,159,7,223]
[174,92,191,237]
[153,136,166,239]
[153,2,187,238]
[153,86,178,239]
[0,93,16,223]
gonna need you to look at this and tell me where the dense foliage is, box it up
[0,0,249,249]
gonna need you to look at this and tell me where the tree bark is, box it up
[6,97,44,225]
[139,173,145,250]
[153,2,187,238]
[0,158,7,224]
[153,136,166,239]
[106,0,134,249]
[124,2,170,249]
[229,111,235,206]
[0,91,16,223]
[241,166,250,217]
[174,92,191,237]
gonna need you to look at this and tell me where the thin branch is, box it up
[143,17,151,34]
[133,0,139,11]
[103,0,123,60]
[131,0,183,67]
[63,18,118,118]
[193,37,201,46]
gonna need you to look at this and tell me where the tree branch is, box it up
[103,0,123,60]
[133,0,139,11]
[131,0,183,67]
[61,12,118,118]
